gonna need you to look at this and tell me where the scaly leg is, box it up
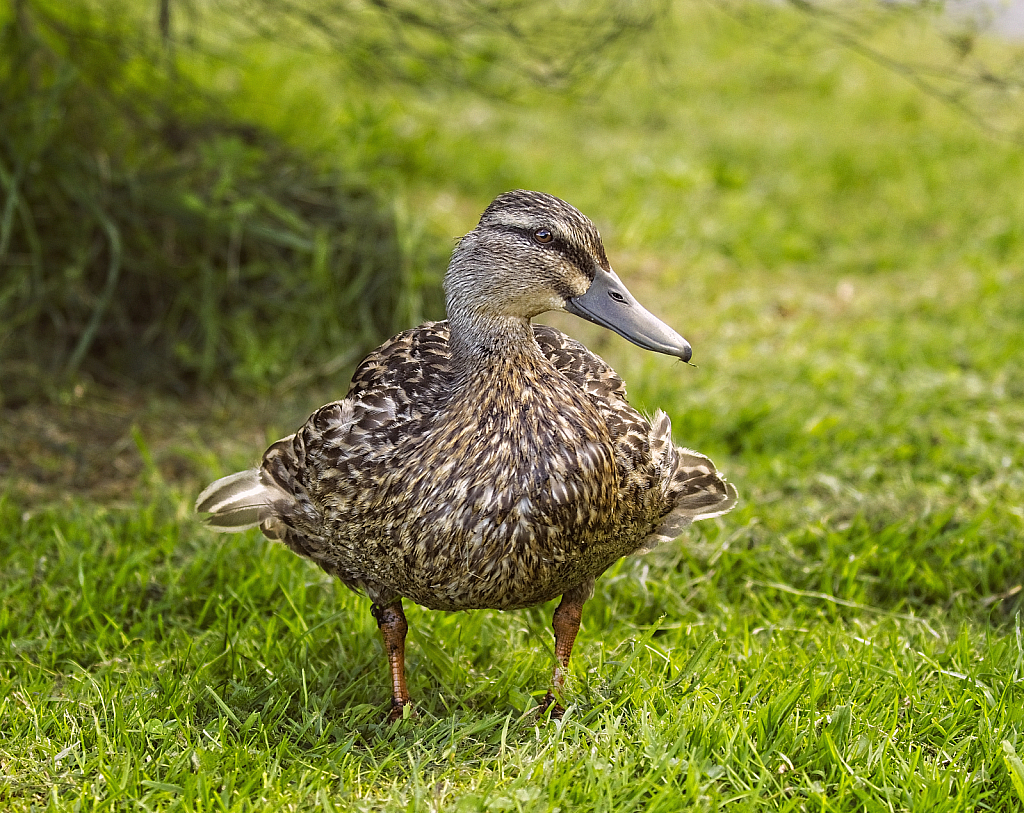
[371,599,411,720]
[540,581,591,717]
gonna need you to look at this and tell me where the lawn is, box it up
[2,2,1024,810]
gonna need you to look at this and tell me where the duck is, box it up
[196,190,737,719]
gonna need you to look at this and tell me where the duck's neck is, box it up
[446,306,544,384]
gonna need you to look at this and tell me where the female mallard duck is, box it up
[197,190,737,718]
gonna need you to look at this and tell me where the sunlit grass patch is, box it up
[2,497,1022,811]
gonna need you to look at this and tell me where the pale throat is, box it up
[446,303,550,383]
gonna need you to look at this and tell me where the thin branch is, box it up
[714,0,1024,144]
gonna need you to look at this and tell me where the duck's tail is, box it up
[195,469,279,532]
[640,409,739,551]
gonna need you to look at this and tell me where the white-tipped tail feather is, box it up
[637,410,739,553]
[195,469,279,532]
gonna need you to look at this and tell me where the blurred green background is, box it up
[2,1,1024,810]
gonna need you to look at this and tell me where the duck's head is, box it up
[445,190,692,361]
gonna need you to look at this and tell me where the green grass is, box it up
[3,496,1022,810]
[4,2,1024,810]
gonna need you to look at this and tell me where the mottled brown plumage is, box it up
[196,190,737,718]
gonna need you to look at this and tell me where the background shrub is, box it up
[0,4,444,400]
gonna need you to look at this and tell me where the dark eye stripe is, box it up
[505,225,560,249]
[501,225,597,282]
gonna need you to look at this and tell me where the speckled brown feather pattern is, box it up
[259,321,684,611]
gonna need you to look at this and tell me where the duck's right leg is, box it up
[371,599,412,720]
[539,579,594,717]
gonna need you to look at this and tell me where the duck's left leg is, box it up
[540,578,594,717]
[372,599,412,721]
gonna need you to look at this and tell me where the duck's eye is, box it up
[533,228,553,244]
